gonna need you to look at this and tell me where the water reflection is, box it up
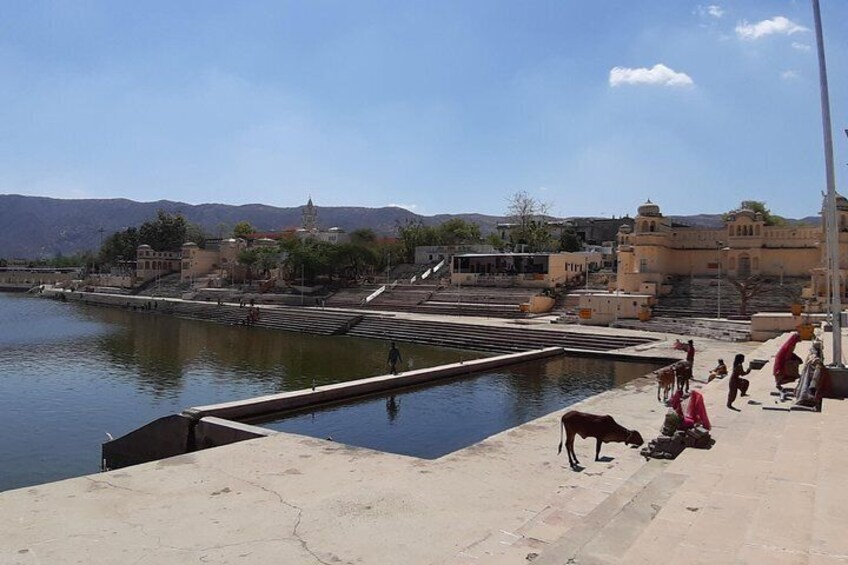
[88,305,483,396]
[385,395,401,422]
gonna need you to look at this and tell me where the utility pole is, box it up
[717,242,723,319]
[812,0,842,366]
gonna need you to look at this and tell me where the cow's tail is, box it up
[557,417,565,455]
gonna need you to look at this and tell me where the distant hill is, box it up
[0,194,821,259]
[0,194,506,258]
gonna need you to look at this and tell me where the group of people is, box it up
[242,307,261,325]
[676,332,804,414]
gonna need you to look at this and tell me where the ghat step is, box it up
[533,461,686,565]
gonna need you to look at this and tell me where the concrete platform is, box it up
[4,328,845,564]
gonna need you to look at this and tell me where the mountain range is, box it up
[0,194,821,259]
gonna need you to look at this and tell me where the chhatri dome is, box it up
[637,199,661,217]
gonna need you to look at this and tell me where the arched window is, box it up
[649,221,656,232]
[735,225,741,236]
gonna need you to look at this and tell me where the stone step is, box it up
[532,461,686,565]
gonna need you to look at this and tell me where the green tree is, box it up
[349,228,377,246]
[233,221,255,238]
[99,227,141,266]
[331,242,378,281]
[726,201,786,226]
[436,218,481,245]
[558,225,582,252]
[185,222,207,246]
[485,233,506,251]
[283,240,337,283]
[396,220,438,263]
[138,210,188,251]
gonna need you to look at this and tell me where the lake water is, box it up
[0,293,480,492]
[256,355,663,459]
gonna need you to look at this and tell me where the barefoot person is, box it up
[727,353,751,410]
[387,342,402,375]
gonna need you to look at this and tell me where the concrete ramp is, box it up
[101,414,194,471]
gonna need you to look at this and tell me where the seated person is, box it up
[784,353,803,382]
[774,332,801,389]
[671,389,711,430]
[708,359,728,382]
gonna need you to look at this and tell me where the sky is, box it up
[0,1,846,219]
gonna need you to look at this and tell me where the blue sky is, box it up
[0,1,846,219]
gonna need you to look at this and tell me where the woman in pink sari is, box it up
[671,389,711,430]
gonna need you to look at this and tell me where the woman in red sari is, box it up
[671,389,711,430]
[773,332,801,391]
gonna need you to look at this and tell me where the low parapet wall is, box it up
[185,347,565,422]
[751,312,827,341]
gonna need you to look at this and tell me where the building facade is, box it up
[135,245,181,283]
[615,199,846,305]
[450,252,588,289]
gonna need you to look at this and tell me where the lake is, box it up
[0,293,480,491]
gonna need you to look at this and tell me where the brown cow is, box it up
[656,365,676,402]
[557,410,644,468]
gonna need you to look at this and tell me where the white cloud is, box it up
[781,70,799,80]
[792,42,812,52]
[695,5,724,19]
[609,64,694,88]
[388,203,418,212]
[707,5,724,18]
[735,16,808,40]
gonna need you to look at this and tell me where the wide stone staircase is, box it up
[652,276,805,319]
[346,316,656,354]
[326,282,542,319]
[162,302,363,335]
[612,317,752,342]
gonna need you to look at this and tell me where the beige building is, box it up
[136,245,181,283]
[615,200,825,298]
[450,252,588,289]
[180,238,247,283]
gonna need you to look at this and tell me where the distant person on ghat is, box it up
[675,339,696,384]
[387,342,402,375]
